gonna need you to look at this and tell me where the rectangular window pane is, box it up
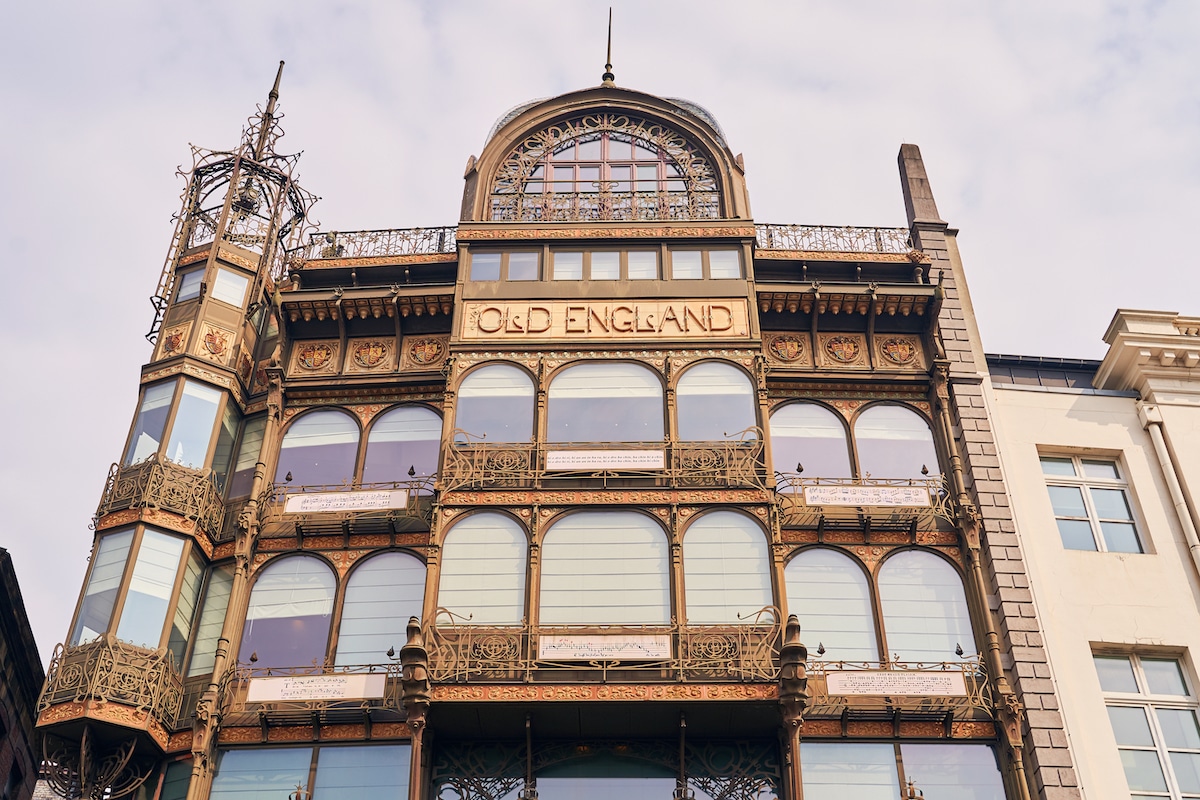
[161,761,192,800]
[227,416,267,499]
[313,745,410,800]
[899,744,1005,800]
[1158,708,1200,748]
[627,251,657,279]
[1083,459,1122,480]
[1119,749,1169,792]
[167,551,205,665]
[508,252,539,281]
[211,402,241,494]
[553,252,583,281]
[116,530,185,648]
[1109,706,1156,746]
[71,531,134,644]
[175,270,203,302]
[800,743,898,800]
[188,567,234,676]
[1057,519,1097,550]
[1095,655,1139,693]
[590,251,620,280]
[1092,488,1134,520]
[211,268,250,307]
[165,381,223,469]
[1144,659,1190,696]
[1040,456,1077,476]
[671,250,703,280]
[124,382,175,465]
[1047,485,1086,517]
[708,249,741,279]
[1170,751,1200,794]
[471,253,501,281]
[210,749,313,800]
[1100,522,1142,554]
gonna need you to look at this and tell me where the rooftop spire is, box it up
[601,8,615,87]
[252,60,285,160]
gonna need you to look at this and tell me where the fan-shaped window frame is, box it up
[238,554,337,670]
[783,547,879,662]
[680,510,773,625]
[274,408,362,488]
[437,512,529,626]
[454,363,537,444]
[362,404,443,488]
[877,548,976,664]
[545,361,666,444]
[852,402,941,481]
[675,360,758,442]
[768,401,854,480]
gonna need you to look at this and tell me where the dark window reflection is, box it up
[547,363,664,443]
[769,403,852,479]
[456,364,535,443]
[677,362,755,441]
[274,410,360,486]
[239,555,335,668]
[853,405,939,480]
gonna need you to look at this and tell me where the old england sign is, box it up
[462,299,751,340]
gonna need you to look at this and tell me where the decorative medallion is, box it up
[352,340,389,369]
[238,348,254,384]
[824,335,860,363]
[203,328,230,357]
[297,343,334,371]
[253,364,269,394]
[880,336,918,365]
[160,327,186,357]
[767,334,805,362]
[409,338,446,366]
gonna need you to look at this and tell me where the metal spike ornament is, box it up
[601,8,615,87]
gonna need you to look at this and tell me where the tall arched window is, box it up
[455,364,535,442]
[854,405,939,480]
[335,552,426,665]
[769,403,852,479]
[878,551,975,663]
[784,549,878,662]
[274,410,359,486]
[438,513,527,625]
[239,555,336,669]
[546,363,664,443]
[676,362,756,441]
[362,406,442,487]
[540,512,669,625]
[682,511,771,624]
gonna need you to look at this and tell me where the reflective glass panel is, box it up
[313,745,410,800]
[554,252,583,281]
[336,552,426,665]
[438,513,527,625]
[1047,486,1086,517]
[1039,456,1076,476]
[188,566,234,676]
[227,415,266,498]
[167,550,205,664]
[546,363,663,443]
[1094,655,1139,693]
[508,252,539,281]
[708,249,741,279]
[676,362,755,441]
[115,530,185,648]
[160,761,192,800]
[1144,659,1190,696]
[627,251,657,279]
[1102,522,1142,554]
[211,268,249,307]
[591,251,619,279]
[671,250,703,279]
[71,530,134,644]
[1158,708,1200,748]
[1172,751,1200,794]
[854,405,940,480]
[1119,749,1168,792]
[211,401,240,493]
[362,406,442,488]
[274,410,359,486]
[456,364,535,443]
[683,511,771,624]
[769,403,852,479]
[541,512,669,624]
[209,748,312,800]
[1083,459,1122,480]
[785,549,878,661]
[165,380,223,469]
[878,550,975,662]
[472,252,501,281]
[1057,519,1097,550]
[124,382,175,465]
[800,743,898,800]
[175,270,203,302]
[899,744,1005,800]
[239,556,335,668]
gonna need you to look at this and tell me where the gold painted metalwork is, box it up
[95,456,224,542]
[42,724,157,800]
[256,479,434,539]
[804,656,995,721]
[217,663,404,728]
[755,223,912,255]
[425,607,780,684]
[38,636,185,734]
[291,227,458,261]
[775,475,954,530]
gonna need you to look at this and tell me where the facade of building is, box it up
[988,312,1200,800]
[35,66,1084,800]
[0,547,45,800]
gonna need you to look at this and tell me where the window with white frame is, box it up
[1041,455,1143,553]
[1095,653,1200,799]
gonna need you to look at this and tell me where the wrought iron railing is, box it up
[38,636,185,734]
[755,224,912,254]
[490,190,722,222]
[426,608,781,684]
[291,226,458,261]
[775,475,954,529]
[96,456,225,541]
[442,431,767,493]
[255,479,436,537]
[218,662,404,727]
[805,657,994,720]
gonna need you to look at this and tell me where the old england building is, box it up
[34,64,1096,800]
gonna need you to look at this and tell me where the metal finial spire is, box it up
[253,60,285,159]
[601,8,615,87]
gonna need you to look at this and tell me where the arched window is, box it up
[455,364,535,443]
[682,511,771,624]
[878,551,975,663]
[769,403,852,479]
[540,512,669,625]
[239,555,335,669]
[362,406,442,487]
[274,410,359,486]
[784,549,878,662]
[438,513,527,625]
[854,405,939,480]
[546,363,664,443]
[676,362,756,441]
[335,552,426,665]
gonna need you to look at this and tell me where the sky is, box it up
[1,0,1198,663]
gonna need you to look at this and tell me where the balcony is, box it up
[218,663,404,728]
[441,433,767,494]
[37,636,185,740]
[754,224,912,256]
[776,475,953,532]
[290,226,458,262]
[425,609,781,685]
[95,456,224,541]
[256,479,436,539]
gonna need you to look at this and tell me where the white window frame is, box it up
[1040,454,1144,553]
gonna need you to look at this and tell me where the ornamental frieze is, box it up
[217,722,414,744]
[438,489,772,507]
[430,683,777,702]
[457,225,756,241]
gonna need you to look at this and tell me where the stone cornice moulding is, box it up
[1096,309,1200,397]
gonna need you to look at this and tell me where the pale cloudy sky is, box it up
[2,1,1197,661]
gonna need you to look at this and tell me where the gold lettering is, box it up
[684,305,707,331]
[659,305,684,333]
[477,306,505,334]
[528,306,552,333]
[588,306,609,333]
[612,305,634,333]
[637,308,656,332]
[708,304,734,332]
[565,306,587,333]
[505,311,525,333]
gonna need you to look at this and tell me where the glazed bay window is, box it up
[210,266,250,307]
[122,378,240,475]
[668,247,742,280]
[1096,653,1200,798]
[209,745,409,800]
[801,742,1004,800]
[1042,455,1143,553]
[550,249,659,280]
[174,268,203,303]
[545,362,664,443]
[469,250,540,281]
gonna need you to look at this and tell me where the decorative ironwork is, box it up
[95,456,225,541]
[291,226,458,262]
[804,656,995,721]
[256,479,435,538]
[217,662,403,728]
[42,725,157,800]
[442,431,767,493]
[426,608,780,684]
[489,113,721,222]
[755,224,912,254]
[38,636,185,733]
[775,474,954,530]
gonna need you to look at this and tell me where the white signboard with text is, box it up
[545,450,666,471]
[538,634,672,661]
[824,670,967,696]
[284,490,413,514]
[246,673,387,702]
[803,485,931,507]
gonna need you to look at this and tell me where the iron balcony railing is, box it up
[754,223,913,255]
[489,190,721,223]
[442,431,767,493]
[805,656,995,722]
[291,226,458,262]
[38,636,185,734]
[252,479,436,539]
[426,608,781,685]
[775,475,954,530]
[218,662,405,727]
[96,456,225,541]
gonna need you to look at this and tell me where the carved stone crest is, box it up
[297,342,334,371]
[203,329,229,358]
[160,327,187,357]
[409,338,446,366]
[352,340,388,369]
[768,334,804,362]
[824,335,860,363]
[880,336,918,365]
